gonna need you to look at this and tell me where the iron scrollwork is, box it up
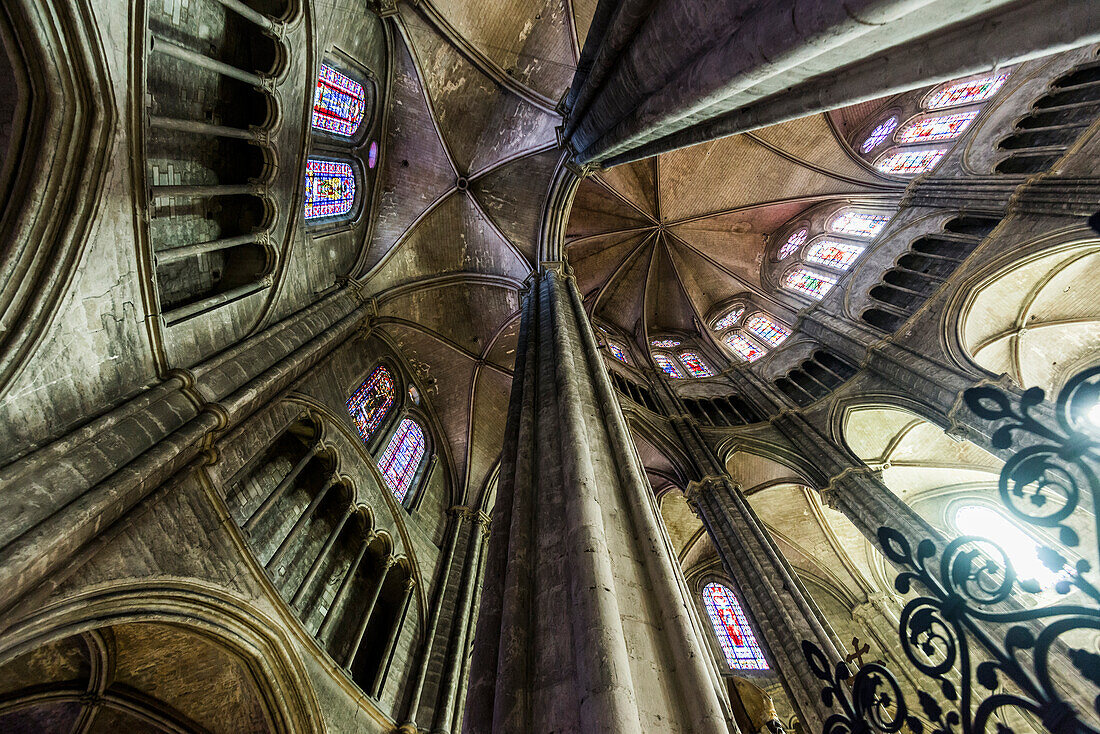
[804,365,1100,734]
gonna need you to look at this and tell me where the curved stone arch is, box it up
[0,0,114,397]
[0,582,324,734]
[624,412,694,485]
[947,227,1100,393]
[712,435,818,488]
[281,393,429,621]
[537,152,582,265]
[826,390,958,457]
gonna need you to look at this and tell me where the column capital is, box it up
[684,474,738,506]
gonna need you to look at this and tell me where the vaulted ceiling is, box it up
[565,113,907,348]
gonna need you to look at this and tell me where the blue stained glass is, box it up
[744,313,790,347]
[777,228,808,260]
[313,63,366,137]
[783,267,837,299]
[678,351,713,377]
[377,418,426,502]
[368,141,379,169]
[861,116,898,153]
[703,582,769,670]
[723,333,764,362]
[305,159,356,220]
[653,352,685,378]
[712,307,744,332]
[651,338,681,348]
[347,366,395,442]
[608,342,629,363]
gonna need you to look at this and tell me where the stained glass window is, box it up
[925,73,1009,110]
[702,582,769,670]
[608,342,629,363]
[828,211,889,238]
[783,267,837,299]
[744,313,790,347]
[723,333,764,362]
[712,307,744,332]
[804,239,865,270]
[408,385,420,405]
[896,110,980,144]
[368,141,379,169]
[677,351,713,377]
[312,63,366,137]
[305,159,357,220]
[377,418,426,503]
[861,117,898,153]
[875,148,946,176]
[651,338,681,348]
[777,228,808,260]
[347,366,395,442]
[653,352,685,378]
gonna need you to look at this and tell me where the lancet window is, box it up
[712,306,744,332]
[677,351,714,377]
[313,63,366,137]
[783,267,837,300]
[804,239,865,270]
[653,352,686,378]
[828,211,889,238]
[378,418,427,503]
[896,111,979,143]
[723,333,764,362]
[744,313,790,347]
[925,73,1010,109]
[305,159,357,220]
[347,366,396,443]
[608,342,629,363]
[874,148,947,175]
[702,582,769,670]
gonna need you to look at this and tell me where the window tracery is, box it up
[723,333,764,362]
[777,228,808,260]
[702,582,769,670]
[783,267,837,299]
[804,239,865,270]
[860,116,898,153]
[305,158,357,220]
[378,417,426,503]
[348,366,395,442]
[744,313,790,347]
[712,307,744,332]
[651,338,681,348]
[312,63,366,137]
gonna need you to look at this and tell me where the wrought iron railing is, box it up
[803,365,1100,734]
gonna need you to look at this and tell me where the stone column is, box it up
[464,268,729,734]
[686,475,843,733]
[432,513,489,734]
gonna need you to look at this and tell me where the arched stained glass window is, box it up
[723,333,764,362]
[377,417,426,502]
[313,63,366,137]
[875,148,946,176]
[608,342,629,363]
[702,582,769,670]
[783,267,837,300]
[712,307,744,332]
[744,313,790,347]
[954,505,1067,589]
[861,117,898,153]
[347,366,395,442]
[777,228,808,260]
[896,111,980,144]
[805,239,865,270]
[828,211,889,238]
[925,73,1009,110]
[653,352,685,378]
[651,338,681,348]
[305,159,357,220]
[678,351,713,377]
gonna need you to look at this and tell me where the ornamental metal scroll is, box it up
[802,365,1100,734]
